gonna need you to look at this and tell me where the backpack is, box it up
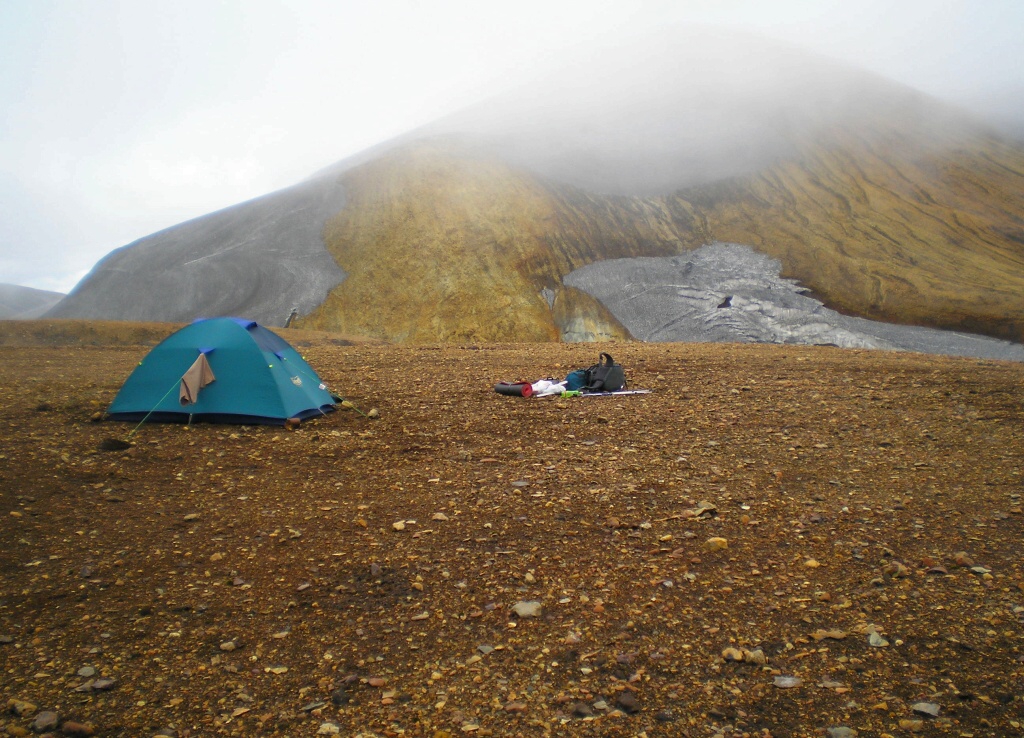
[565,369,589,391]
[584,353,626,392]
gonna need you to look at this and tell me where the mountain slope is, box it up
[45,27,1024,347]
[294,128,1024,343]
[47,177,347,326]
[0,283,64,319]
[681,128,1024,340]
[298,142,694,341]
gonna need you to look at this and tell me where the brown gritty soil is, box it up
[1,328,1023,737]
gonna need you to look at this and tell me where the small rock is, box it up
[804,558,821,568]
[0,634,14,644]
[432,512,450,521]
[219,641,237,652]
[572,702,595,717]
[512,600,542,618]
[33,711,59,732]
[721,647,745,662]
[183,513,200,522]
[503,702,528,712]
[704,537,728,552]
[317,723,341,735]
[911,702,941,717]
[367,408,379,419]
[91,678,116,691]
[8,699,37,716]
[654,709,675,723]
[899,719,926,732]
[692,501,717,516]
[953,551,974,567]
[744,648,767,665]
[60,721,95,736]
[367,676,386,687]
[868,631,889,648]
[883,561,909,577]
[392,521,406,531]
[77,666,96,678]
[827,728,858,738]
[811,629,848,641]
[773,676,803,689]
[616,692,640,713]
[330,688,349,706]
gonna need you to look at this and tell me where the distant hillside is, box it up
[0,283,64,319]
[296,126,1024,344]
[680,127,1024,341]
[46,27,1024,348]
[0,320,384,348]
[46,177,347,327]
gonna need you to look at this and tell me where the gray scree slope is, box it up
[47,176,348,327]
[565,243,1024,361]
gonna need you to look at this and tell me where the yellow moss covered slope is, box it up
[682,129,1024,341]
[299,143,697,341]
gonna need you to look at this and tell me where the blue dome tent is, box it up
[108,318,336,425]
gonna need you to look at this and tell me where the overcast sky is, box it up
[2,0,1022,293]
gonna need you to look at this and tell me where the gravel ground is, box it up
[1,337,1023,737]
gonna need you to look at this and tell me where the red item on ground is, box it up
[494,382,533,397]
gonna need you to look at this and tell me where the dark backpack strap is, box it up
[585,353,612,391]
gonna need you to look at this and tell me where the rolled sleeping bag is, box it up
[495,382,534,397]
